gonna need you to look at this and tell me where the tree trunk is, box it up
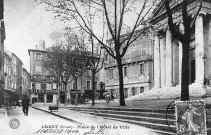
[92,69,95,106]
[74,78,78,106]
[64,83,67,106]
[57,82,60,106]
[181,40,190,101]
[116,56,125,106]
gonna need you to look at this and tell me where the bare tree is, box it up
[42,42,71,105]
[38,0,157,106]
[43,32,90,105]
[87,40,107,106]
[164,0,202,101]
[65,34,91,106]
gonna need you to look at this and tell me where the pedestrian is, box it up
[18,99,22,107]
[67,98,70,105]
[22,95,30,116]
[11,101,16,109]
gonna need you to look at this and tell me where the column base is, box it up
[193,80,204,87]
[153,86,161,89]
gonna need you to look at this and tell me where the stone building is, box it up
[0,0,5,107]
[22,67,30,96]
[104,29,154,99]
[66,70,100,104]
[10,53,23,98]
[4,52,12,92]
[28,41,58,104]
[137,0,211,99]
[28,41,101,105]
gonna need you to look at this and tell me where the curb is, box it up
[60,106,174,113]
[32,106,86,125]
[5,107,7,118]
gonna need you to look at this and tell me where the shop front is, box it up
[70,89,81,104]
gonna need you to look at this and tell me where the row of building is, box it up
[0,0,30,106]
[3,50,30,103]
[28,41,103,105]
[27,0,211,104]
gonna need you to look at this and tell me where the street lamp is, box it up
[202,55,207,97]
[203,55,207,85]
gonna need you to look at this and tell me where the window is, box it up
[35,83,41,90]
[35,53,42,60]
[110,69,114,79]
[47,83,52,90]
[41,83,46,90]
[132,87,136,96]
[73,81,76,89]
[141,49,146,56]
[35,65,42,75]
[47,95,53,103]
[140,63,145,74]
[140,87,144,93]
[87,70,91,76]
[87,81,91,89]
[38,94,44,102]
[123,66,127,77]
[53,83,57,90]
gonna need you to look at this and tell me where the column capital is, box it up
[198,11,206,16]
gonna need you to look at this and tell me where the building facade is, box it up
[28,41,58,104]
[149,0,211,97]
[65,69,100,104]
[0,0,5,107]
[22,68,30,96]
[4,52,11,91]
[104,29,154,99]
[10,53,23,98]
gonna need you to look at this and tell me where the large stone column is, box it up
[165,29,173,86]
[195,14,204,86]
[154,34,161,88]
[179,42,182,85]
[160,36,166,87]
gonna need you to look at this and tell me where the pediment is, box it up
[151,0,183,22]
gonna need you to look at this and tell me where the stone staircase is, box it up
[126,84,209,101]
[66,106,211,135]
[67,107,177,135]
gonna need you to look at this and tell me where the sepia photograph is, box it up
[0,0,211,134]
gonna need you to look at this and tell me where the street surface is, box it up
[0,107,78,135]
[0,106,161,135]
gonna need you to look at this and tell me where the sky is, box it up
[4,0,64,72]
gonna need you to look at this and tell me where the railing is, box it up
[122,54,152,64]
[106,74,149,85]
[30,75,57,81]
[29,89,58,94]
[104,54,152,68]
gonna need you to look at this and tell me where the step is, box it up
[79,110,175,126]
[103,116,176,133]
[104,117,176,135]
[65,106,174,113]
[70,108,175,119]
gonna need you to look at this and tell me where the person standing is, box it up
[18,99,22,107]
[22,95,30,116]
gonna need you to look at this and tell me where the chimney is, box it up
[39,40,46,50]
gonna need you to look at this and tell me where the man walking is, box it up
[22,95,30,116]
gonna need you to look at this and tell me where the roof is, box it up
[11,53,23,65]
[106,26,152,42]
[28,49,48,55]
[4,51,12,61]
